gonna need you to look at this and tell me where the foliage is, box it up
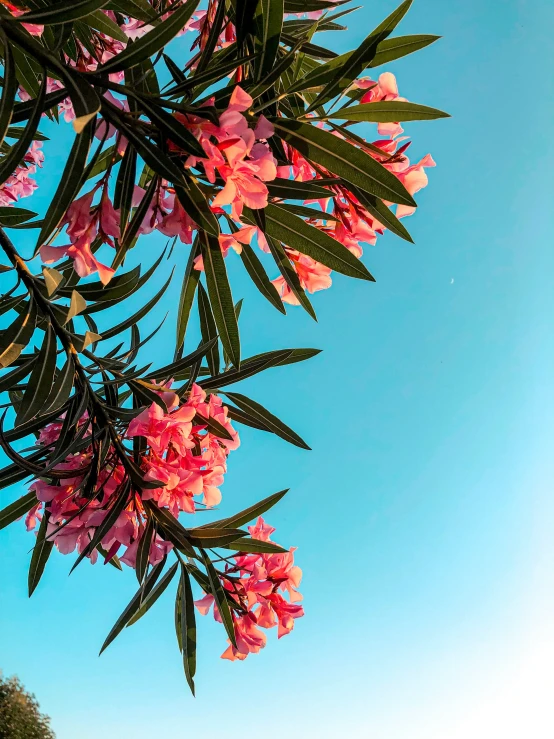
[0,673,55,739]
[0,0,446,690]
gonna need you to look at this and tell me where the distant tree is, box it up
[0,673,55,739]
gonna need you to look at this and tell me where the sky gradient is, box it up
[1,1,553,737]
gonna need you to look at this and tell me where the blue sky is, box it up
[1,1,554,737]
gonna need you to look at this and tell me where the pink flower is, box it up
[272,252,332,305]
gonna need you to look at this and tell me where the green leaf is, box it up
[0,207,38,227]
[16,324,57,426]
[348,184,413,243]
[144,500,196,557]
[194,0,226,75]
[179,565,196,695]
[224,391,310,449]
[265,234,317,320]
[176,237,200,350]
[198,488,288,530]
[98,0,200,73]
[201,231,240,368]
[305,0,412,111]
[260,202,375,281]
[186,527,247,548]
[108,0,157,22]
[0,491,37,530]
[199,349,293,390]
[200,548,236,648]
[36,118,94,250]
[325,100,450,123]
[11,45,41,98]
[100,271,172,340]
[99,558,167,654]
[0,69,46,187]
[101,101,185,185]
[119,174,159,251]
[7,0,110,25]
[226,537,288,554]
[192,411,233,441]
[255,0,284,79]
[147,337,218,381]
[272,118,416,206]
[28,511,54,596]
[70,484,131,573]
[370,33,440,67]
[135,516,153,584]
[174,179,220,237]
[0,32,18,150]
[85,9,128,42]
[126,562,178,626]
[136,97,205,158]
[197,283,219,376]
[267,177,334,200]
[0,298,37,368]
[239,239,286,314]
[41,356,76,416]
[245,346,321,368]
[279,203,340,222]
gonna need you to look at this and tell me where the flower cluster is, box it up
[0,140,43,208]
[25,384,239,569]
[195,516,304,661]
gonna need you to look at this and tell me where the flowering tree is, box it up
[0,0,446,691]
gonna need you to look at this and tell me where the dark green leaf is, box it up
[193,412,233,441]
[176,236,200,350]
[85,9,128,41]
[198,488,288,530]
[0,32,18,149]
[174,179,220,237]
[186,527,247,548]
[199,350,293,390]
[0,491,37,530]
[0,298,37,368]
[197,282,219,376]
[28,511,54,596]
[255,0,284,79]
[136,97,205,158]
[126,561,178,626]
[265,234,317,320]
[326,100,449,123]
[0,207,38,227]
[267,177,335,200]
[224,391,310,449]
[201,231,240,368]
[135,516,154,584]
[144,500,196,557]
[348,184,413,242]
[226,537,288,554]
[370,33,440,67]
[100,271,172,340]
[7,0,109,25]
[272,118,416,206]
[99,557,167,654]
[36,119,94,249]
[261,202,375,281]
[0,69,46,186]
[98,0,200,73]
[200,548,236,648]
[239,239,286,314]
[179,565,196,695]
[15,324,57,426]
[305,0,412,111]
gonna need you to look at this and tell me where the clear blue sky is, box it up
[1,1,554,737]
